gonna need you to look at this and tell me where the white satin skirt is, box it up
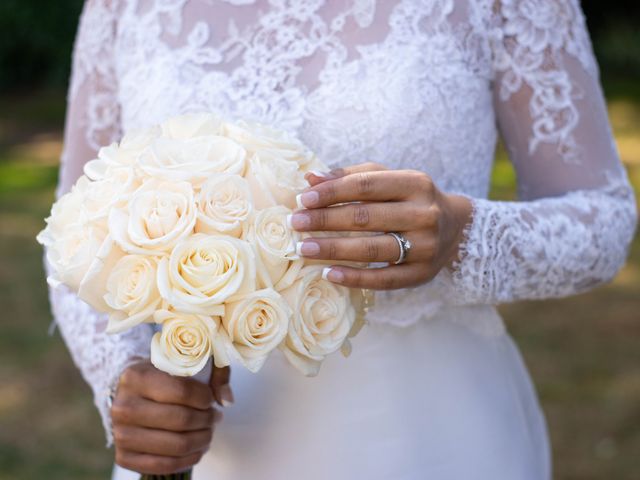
[113,305,550,480]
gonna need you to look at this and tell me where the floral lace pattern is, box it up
[491,0,598,160]
[49,0,637,444]
[450,183,637,305]
[48,283,152,445]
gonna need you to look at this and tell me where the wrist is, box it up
[439,193,473,268]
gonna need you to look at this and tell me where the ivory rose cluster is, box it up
[37,112,368,377]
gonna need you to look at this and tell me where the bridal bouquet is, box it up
[37,113,368,380]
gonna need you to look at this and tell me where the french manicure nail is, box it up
[298,191,319,208]
[296,240,320,256]
[308,170,330,178]
[219,384,234,407]
[322,267,344,283]
[289,213,311,229]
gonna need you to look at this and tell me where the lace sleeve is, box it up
[448,0,637,305]
[47,0,153,446]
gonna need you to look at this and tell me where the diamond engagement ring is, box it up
[387,232,412,265]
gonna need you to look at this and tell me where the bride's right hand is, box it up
[111,360,233,475]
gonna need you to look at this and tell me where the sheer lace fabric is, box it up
[49,0,636,448]
[47,283,152,438]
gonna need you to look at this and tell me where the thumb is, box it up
[209,365,234,407]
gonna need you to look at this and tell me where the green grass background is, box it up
[0,84,638,479]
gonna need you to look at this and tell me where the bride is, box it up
[49,0,637,479]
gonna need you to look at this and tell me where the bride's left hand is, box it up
[290,162,473,290]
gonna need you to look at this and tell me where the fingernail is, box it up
[218,384,234,407]
[296,240,320,257]
[287,213,310,230]
[322,267,344,283]
[296,191,319,208]
[307,170,330,179]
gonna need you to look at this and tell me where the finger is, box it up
[115,450,204,476]
[114,425,213,457]
[289,202,437,232]
[121,367,214,410]
[326,162,388,178]
[322,263,432,290]
[296,233,436,264]
[209,366,234,407]
[304,170,334,187]
[112,396,220,432]
[297,169,432,209]
[304,162,387,186]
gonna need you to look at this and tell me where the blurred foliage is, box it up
[582,0,640,79]
[0,0,83,91]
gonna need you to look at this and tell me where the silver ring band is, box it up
[387,232,412,265]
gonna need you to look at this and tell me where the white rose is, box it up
[223,120,316,170]
[43,220,125,320]
[160,113,224,139]
[214,289,291,372]
[74,171,139,223]
[196,174,253,237]
[43,222,107,290]
[157,234,256,315]
[38,184,126,304]
[138,136,246,186]
[84,126,160,180]
[247,206,301,287]
[109,179,197,255]
[36,187,85,248]
[103,255,162,334]
[244,153,307,209]
[151,309,218,376]
[279,266,356,376]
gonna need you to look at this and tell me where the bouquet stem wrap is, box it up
[141,473,191,480]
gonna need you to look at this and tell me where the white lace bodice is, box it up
[50,0,637,444]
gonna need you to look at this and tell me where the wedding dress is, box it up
[48,0,637,479]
